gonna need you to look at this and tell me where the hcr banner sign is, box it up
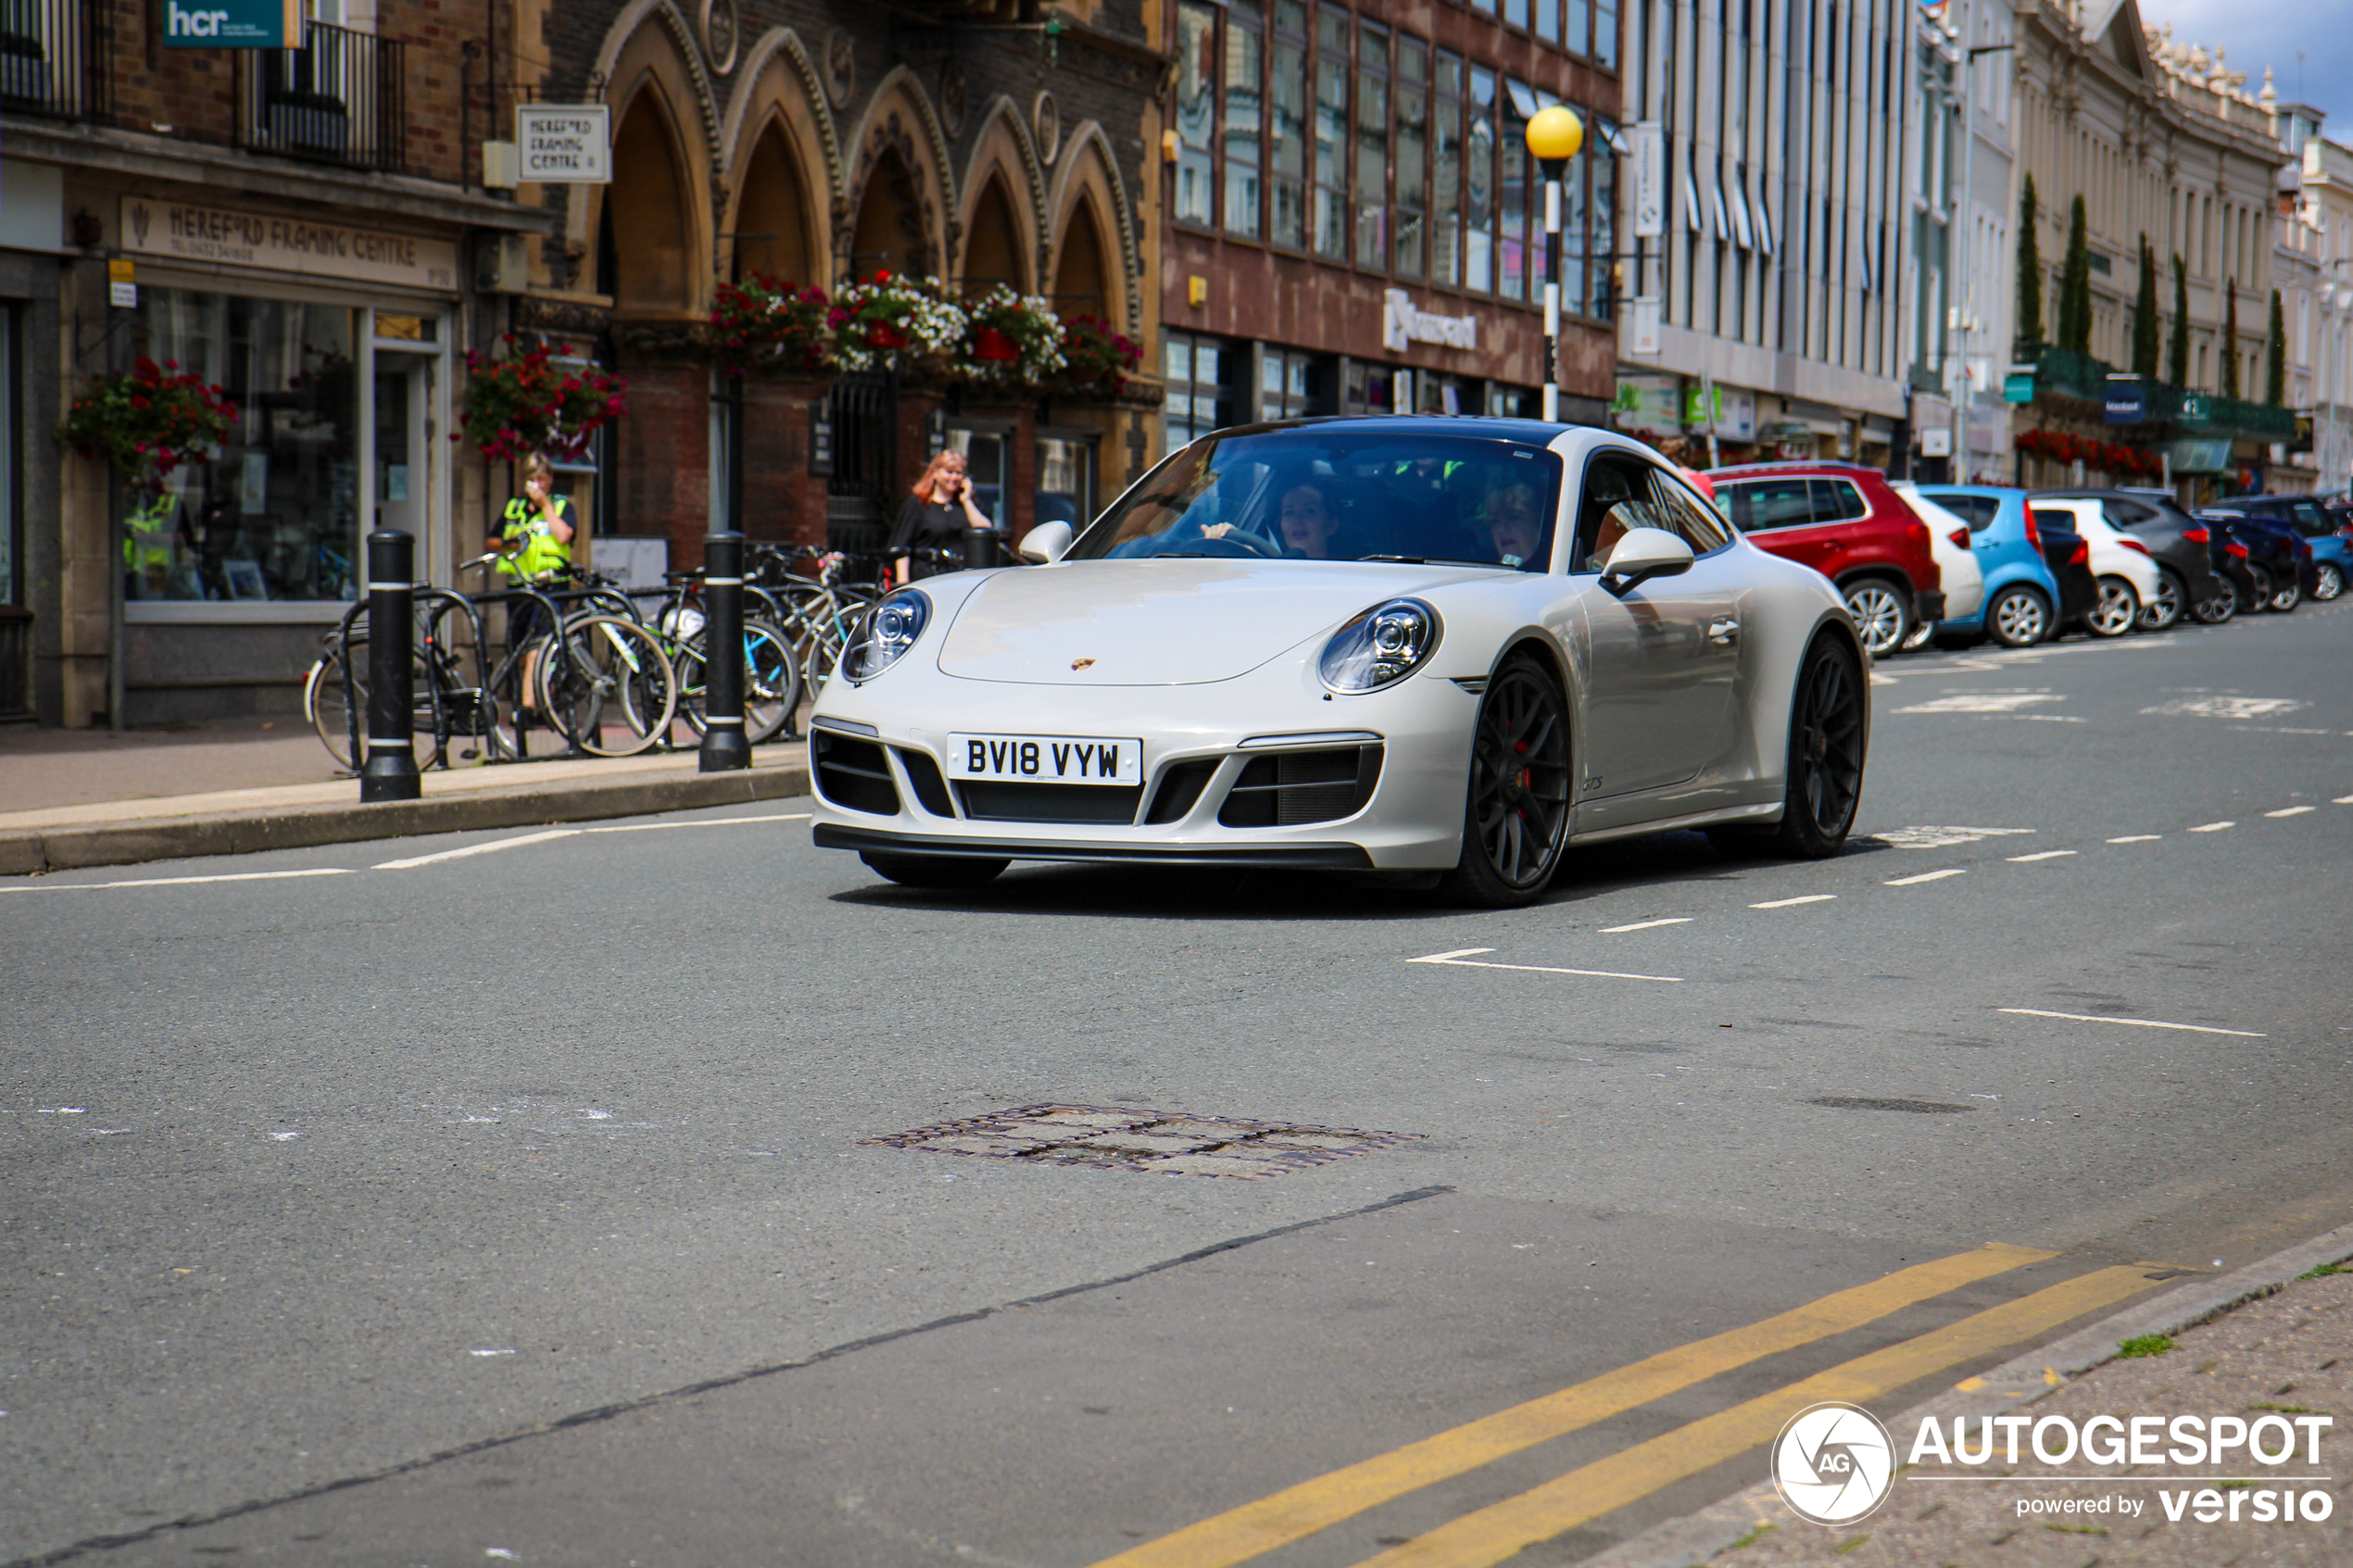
[165,0,298,47]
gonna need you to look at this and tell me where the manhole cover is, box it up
[863,1103,1423,1180]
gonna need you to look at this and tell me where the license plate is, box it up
[947,733,1142,784]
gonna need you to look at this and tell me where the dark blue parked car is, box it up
[2197,510,2308,613]
[2202,495,2347,603]
[1915,485,2069,646]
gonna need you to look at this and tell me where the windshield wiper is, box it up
[1359,554,1506,568]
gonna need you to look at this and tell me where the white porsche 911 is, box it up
[808,418,1870,907]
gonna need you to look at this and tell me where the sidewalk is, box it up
[1590,1228,2353,1568]
[0,716,811,876]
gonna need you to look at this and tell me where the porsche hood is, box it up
[935,558,1502,685]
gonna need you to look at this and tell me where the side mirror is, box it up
[1600,526,1695,594]
[1018,520,1074,565]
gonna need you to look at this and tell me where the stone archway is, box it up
[1051,197,1111,319]
[849,145,930,280]
[733,121,817,282]
[600,86,698,313]
[962,172,1027,295]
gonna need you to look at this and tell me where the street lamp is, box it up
[1525,104,1584,423]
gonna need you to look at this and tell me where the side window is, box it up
[1927,493,1996,531]
[2106,499,2154,524]
[1723,477,1815,533]
[1573,456,1667,571]
[1811,479,1869,521]
[1644,467,1733,554]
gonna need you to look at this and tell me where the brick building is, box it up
[1156,0,1621,433]
[5,0,546,727]
[507,0,1164,577]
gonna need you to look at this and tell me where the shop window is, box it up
[1176,3,1218,227]
[1431,52,1463,287]
[1313,6,1351,258]
[1261,347,1325,418]
[1393,38,1428,280]
[1353,19,1389,270]
[1270,0,1310,251]
[1036,434,1096,528]
[1341,359,1392,415]
[127,290,359,604]
[1499,82,1529,300]
[1466,68,1495,291]
[1224,0,1264,239]
[1164,332,1234,448]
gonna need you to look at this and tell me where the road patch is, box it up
[862,1104,1421,1181]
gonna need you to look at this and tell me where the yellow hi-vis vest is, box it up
[498,494,573,582]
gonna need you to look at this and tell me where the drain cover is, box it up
[863,1103,1423,1180]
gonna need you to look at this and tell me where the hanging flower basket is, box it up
[456,336,628,464]
[828,272,967,374]
[955,284,1065,389]
[709,273,832,375]
[57,358,238,495]
[1056,315,1144,396]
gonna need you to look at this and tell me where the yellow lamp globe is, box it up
[1524,105,1584,163]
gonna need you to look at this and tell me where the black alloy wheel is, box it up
[2193,589,2237,624]
[1442,655,1574,908]
[1773,636,1867,858]
[2241,562,2274,614]
[862,852,1010,889]
[2139,570,2186,631]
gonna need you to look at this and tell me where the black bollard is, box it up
[359,528,422,802]
[698,530,750,771]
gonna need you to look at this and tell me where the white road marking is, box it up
[2142,696,2309,720]
[1600,917,1693,933]
[1750,894,1837,908]
[1,868,355,894]
[584,813,812,834]
[1875,826,2035,849]
[2338,796,2353,804]
[1406,949,1682,983]
[2108,835,2162,843]
[2264,807,2315,818]
[1997,1008,2266,1039]
[2007,850,2078,862]
[1896,694,2065,715]
[1884,869,1967,886]
[2187,821,2235,834]
[374,829,582,870]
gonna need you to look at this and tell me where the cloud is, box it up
[2140,2,2353,126]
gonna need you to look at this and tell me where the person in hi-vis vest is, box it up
[488,452,574,721]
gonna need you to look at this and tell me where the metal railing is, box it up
[2028,348,2301,443]
[237,20,404,172]
[0,0,111,121]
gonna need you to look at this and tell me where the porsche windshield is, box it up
[1070,429,1566,570]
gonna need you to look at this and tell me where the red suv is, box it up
[1705,461,1945,656]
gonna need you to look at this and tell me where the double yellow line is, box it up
[1089,1244,2158,1568]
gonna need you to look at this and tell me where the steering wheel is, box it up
[1184,529,1283,559]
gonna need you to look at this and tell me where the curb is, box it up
[0,763,812,876]
[1579,1218,2353,1568]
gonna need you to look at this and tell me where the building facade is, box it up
[1612,0,1919,470]
[1159,0,1621,439]
[2274,108,2350,495]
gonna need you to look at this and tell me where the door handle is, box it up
[1707,617,1741,645]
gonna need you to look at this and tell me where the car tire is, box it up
[2241,563,2274,614]
[2268,571,2302,613]
[2193,589,2237,624]
[1766,635,1867,859]
[2139,569,2186,632]
[1984,584,2052,648]
[1842,579,1911,659]
[2086,576,2141,637]
[1440,652,1574,909]
[860,852,1010,889]
[2315,562,2346,602]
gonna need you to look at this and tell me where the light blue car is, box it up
[1915,485,2069,647]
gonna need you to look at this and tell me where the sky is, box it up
[2141,1,2353,131]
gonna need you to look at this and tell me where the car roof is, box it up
[1916,483,2025,497]
[1220,414,1600,445]
[1705,460,1883,479]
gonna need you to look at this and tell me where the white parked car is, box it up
[808,420,1873,908]
[2027,496,2160,637]
[1886,482,1985,649]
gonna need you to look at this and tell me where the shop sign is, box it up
[1631,122,1665,238]
[164,0,296,48]
[2002,370,2035,403]
[1683,385,1756,440]
[1629,295,1661,356]
[2104,382,2145,424]
[1611,375,1680,435]
[2177,392,2210,427]
[2166,437,2233,474]
[1382,288,1478,353]
[119,197,460,292]
[517,106,611,183]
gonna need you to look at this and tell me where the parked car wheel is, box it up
[2315,561,2347,602]
[2086,575,2141,637]
[861,853,1010,889]
[2240,562,2275,614]
[2139,569,2187,632]
[1842,579,1912,658]
[2192,590,2237,624]
[2268,571,2303,612]
[1985,584,2051,648]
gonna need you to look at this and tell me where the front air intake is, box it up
[1218,746,1383,827]
[812,730,900,816]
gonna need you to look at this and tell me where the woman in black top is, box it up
[890,448,992,583]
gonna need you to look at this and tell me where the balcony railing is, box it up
[237,21,404,172]
[0,0,112,121]
[2024,348,2299,443]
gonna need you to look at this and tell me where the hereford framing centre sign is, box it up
[119,198,461,293]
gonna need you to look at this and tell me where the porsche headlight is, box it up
[1319,598,1441,692]
[840,588,931,684]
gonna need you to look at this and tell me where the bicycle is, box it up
[750,544,892,693]
[635,569,804,746]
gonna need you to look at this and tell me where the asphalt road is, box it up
[5,602,2351,1567]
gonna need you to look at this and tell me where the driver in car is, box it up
[1277,481,1339,558]
[1483,483,1542,568]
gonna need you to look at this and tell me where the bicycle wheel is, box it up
[742,618,802,743]
[536,615,679,757]
[306,648,361,770]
